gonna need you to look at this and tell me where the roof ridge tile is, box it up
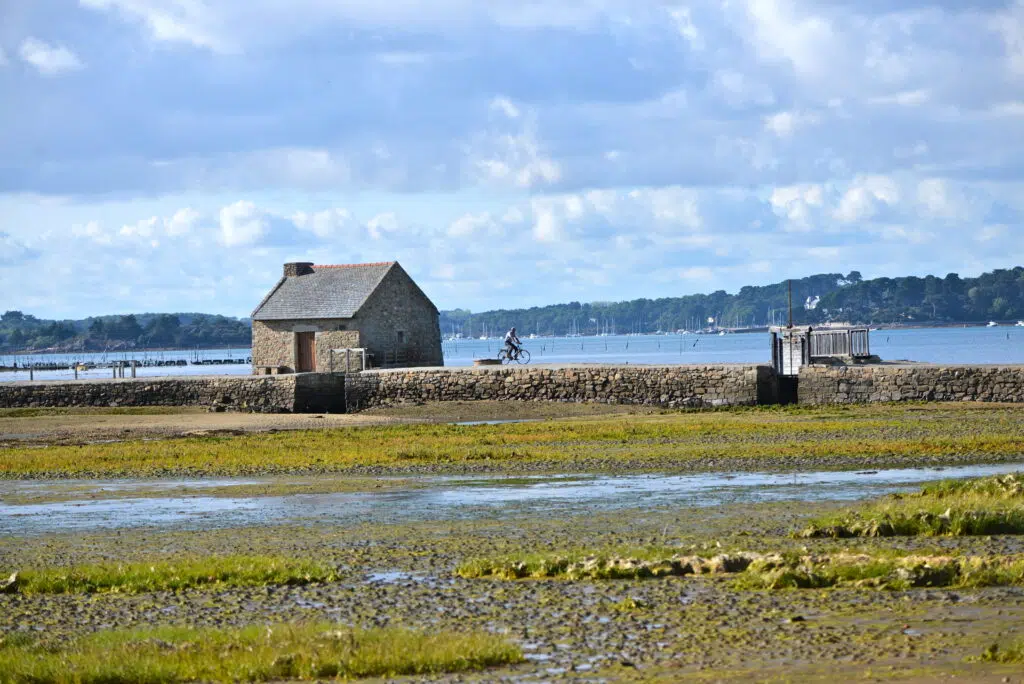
[313,262,396,268]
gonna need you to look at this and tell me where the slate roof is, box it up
[251,262,397,321]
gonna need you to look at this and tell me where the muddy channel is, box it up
[4,463,1024,681]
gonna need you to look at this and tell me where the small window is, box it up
[396,331,406,344]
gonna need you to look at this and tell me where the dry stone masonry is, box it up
[0,374,345,413]
[798,364,1024,404]
[3,363,1023,413]
[345,364,778,410]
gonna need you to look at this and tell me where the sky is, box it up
[1,0,1023,320]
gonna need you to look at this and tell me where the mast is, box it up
[787,280,793,329]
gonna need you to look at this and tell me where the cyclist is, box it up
[504,327,522,360]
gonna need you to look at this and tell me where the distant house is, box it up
[251,261,443,373]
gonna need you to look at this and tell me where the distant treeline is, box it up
[0,312,252,353]
[439,267,1024,338]
[4,266,1023,352]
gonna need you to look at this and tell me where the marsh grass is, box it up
[973,640,1024,664]
[0,623,522,683]
[457,546,685,580]
[458,548,1024,591]
[4,404,1023,478]
[2,556,340,594]
[736,553,1024,591]
[799,473,1024,538]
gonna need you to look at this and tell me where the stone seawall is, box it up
[798,364,1024,405]
[4,363,1021,413]
[345,364,777,410]
[0,374,345,413]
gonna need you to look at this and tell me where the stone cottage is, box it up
[251,261,443,373]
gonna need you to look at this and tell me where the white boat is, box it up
[1017,321,1024,327]
[987,321,999,327]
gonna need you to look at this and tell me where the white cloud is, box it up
[916,178,970,221]
[366,212,400,240]
[679,266,715,281]
[218,201,269,247]
[80,0,229,52]
[490,97,521,120]
[120,216,158,238]
[769,184,825,230]
[18,38,84,76]
[978,225,1008,242]
[711,69,775,108]
[448,212,503,239]
[763,110,819,138]
[990,101,1024,118]
[995,0,1024,75]
[165,207,199,236]
[0,232,37,265]
[71,220,111,244]
[78,0,628,53]
[470,131,561,189]
[531,206,563,243]
[742,0,841,81]
[869,89,930,107]
[3,0,1024,318]
[291,208,353,239]
[669,6,703,50]
[834,175,900,223]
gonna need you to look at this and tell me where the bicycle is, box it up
[497,346,531,364]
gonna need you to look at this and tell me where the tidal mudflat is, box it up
[3,402,1024,681]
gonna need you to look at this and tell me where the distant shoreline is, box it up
[0,344,250,357]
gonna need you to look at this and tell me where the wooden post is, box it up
[345,349,351,372]
[74,366,78,380]
[787,280,793,329]
[131,361,136,378]
[29,367,33,381]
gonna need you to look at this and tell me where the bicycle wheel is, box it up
[516,349,531,364]
[497,350,510,364]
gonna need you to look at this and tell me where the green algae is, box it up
[799,473,1024,538]
[458,548,1024,591]
[1,556,341,595]
[973,640,1024,664]
[4,403,1024,478]
[0,623,522,683]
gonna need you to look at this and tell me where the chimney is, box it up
[284,262,314,277]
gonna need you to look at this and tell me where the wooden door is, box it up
[296,331,316,372]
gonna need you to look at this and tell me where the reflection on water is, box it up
[2,463,1021,537]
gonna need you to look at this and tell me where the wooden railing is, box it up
[809,328,871,359]
[771,326,872,376]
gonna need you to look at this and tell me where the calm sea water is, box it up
[442,325,1024,367]
[1,326,1022,382]
[4,462,1023,536]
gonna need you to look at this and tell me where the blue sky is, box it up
[1,0,1023,319]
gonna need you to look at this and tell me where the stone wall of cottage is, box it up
[345,364,775,410]
[798,364,1024,404]
[0,374,345,413]
[353,267,443,367]
[251,320,361,373]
